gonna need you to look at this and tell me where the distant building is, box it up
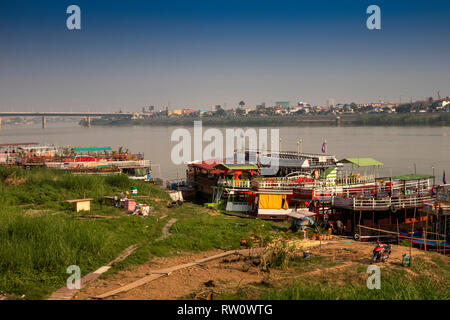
[168,110,183,116]
[275,106,288,115]
[275,101,290,109]
[327,99,335,108]
[182,109,195,115]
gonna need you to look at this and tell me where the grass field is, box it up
[0,167,281,299]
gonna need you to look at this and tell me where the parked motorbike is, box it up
[371,241,392,263]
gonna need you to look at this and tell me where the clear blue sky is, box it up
[0,0,449,111]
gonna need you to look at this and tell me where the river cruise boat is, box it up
[419,184,450,252]
[2,144,152,180]
[330,174,435,240]
[0,143,58,164]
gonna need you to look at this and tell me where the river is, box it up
[0,123,448,183]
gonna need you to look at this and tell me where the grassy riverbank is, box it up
[1,167,448,300]
[0,167,277,299]
[217,248,449,300]
[86,113,450,127]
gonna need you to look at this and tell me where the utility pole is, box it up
[432,166,435,186]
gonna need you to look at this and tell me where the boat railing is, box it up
[297,176,377,190]
[220,180,252,189]
[335,175,376,185]
[45,159,151,169]
[255,179,306,191]
[257,182,294,191]
[332,194,435,210]
[220,175,314,190]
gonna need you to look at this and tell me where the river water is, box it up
[0,123,448,182]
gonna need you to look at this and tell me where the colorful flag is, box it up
[444,170,447,184]
[322,142,326,154]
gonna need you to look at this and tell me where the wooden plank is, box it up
[94,249,261,299]
[47,244,138,300]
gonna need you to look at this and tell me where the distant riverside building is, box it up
[327,99,335,108]
[168,109,183,116]
[182,109,195,115]
[275,101,290,109]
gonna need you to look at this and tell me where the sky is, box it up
[0,0,449,112]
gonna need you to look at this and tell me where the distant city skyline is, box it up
[1,0,449,112]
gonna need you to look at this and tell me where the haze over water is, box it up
[0,123,448,183]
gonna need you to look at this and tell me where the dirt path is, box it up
[74,239,438,300]
[75,249,270,300]
[156,218,177,241]
[48,243,140,300]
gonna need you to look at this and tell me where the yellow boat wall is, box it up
[258,194,289,210]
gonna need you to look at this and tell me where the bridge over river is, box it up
[0,112,133,129]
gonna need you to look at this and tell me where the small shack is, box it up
[66,198,94,212]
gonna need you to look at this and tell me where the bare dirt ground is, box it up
[74,239,436,300]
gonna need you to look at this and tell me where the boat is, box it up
[330,174,435,240]
[1,144,152,180]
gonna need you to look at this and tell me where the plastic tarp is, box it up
[258,194,289,210]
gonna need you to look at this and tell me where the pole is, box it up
[357,225,441,242]
[424,212,428,252]
[432,166,435,187]
[359,210,362,240]
[444,216,447,255]
[410,207,417,264]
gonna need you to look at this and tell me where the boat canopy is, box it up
[72,147,112,152]
[337,158,383,167]
[392,174,433,181]
[258,156,310,168]
[216,163,259,170]
[188,160,222,170]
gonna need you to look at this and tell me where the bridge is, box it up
[0,112,134,129]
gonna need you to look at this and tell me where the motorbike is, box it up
[371,241,392,263]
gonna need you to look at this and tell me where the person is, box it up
[325,220,333,235]
[334,220,344,235]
